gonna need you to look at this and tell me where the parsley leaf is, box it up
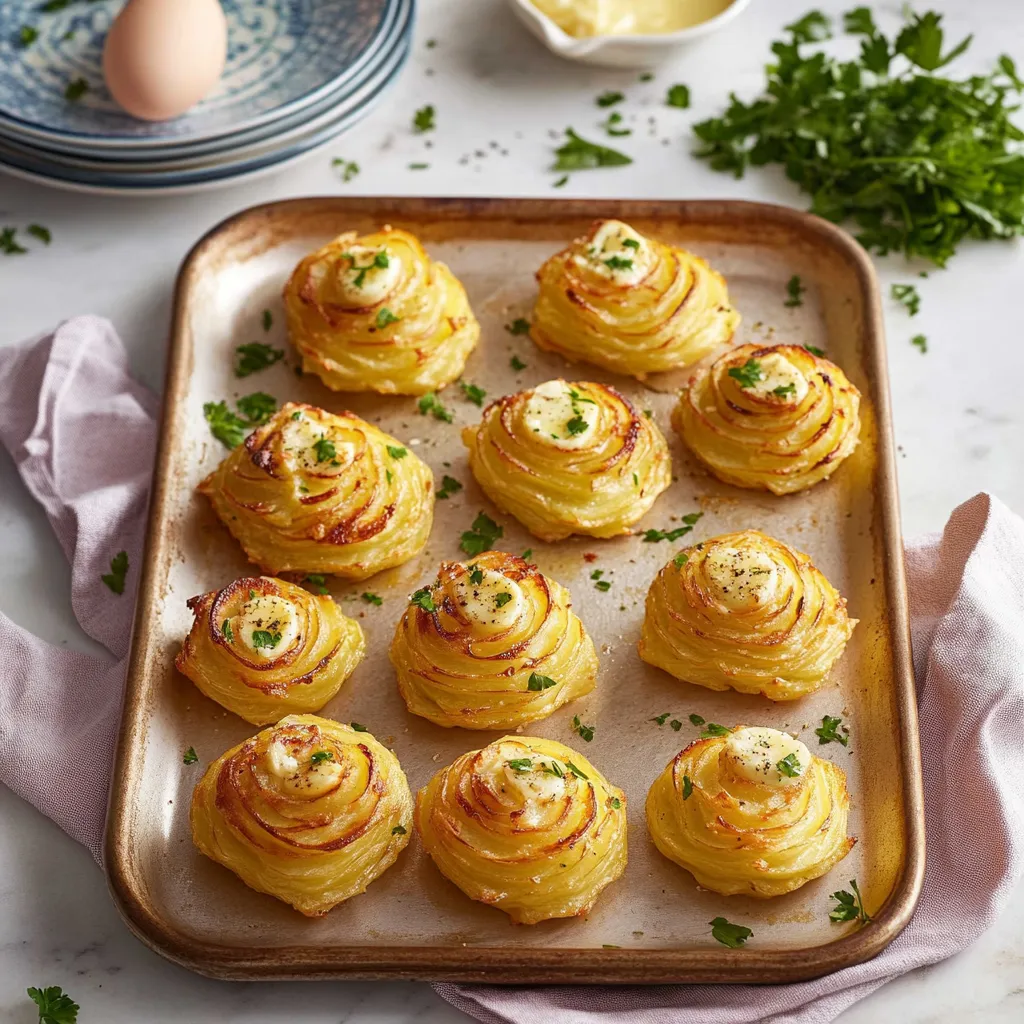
[601,111,632,137]
[566,760,589,780]
[804,344,826,357]
[410,587,437,613]
[689,713,705,726]
[64,77,88,102]
[376,307,400,328]
[670,719,683,731]
[417,391,454,422]
[506,318,531,335]
[682,775,694,799]
[19,25,39,47]
[553,128,632,171]
[610,796,622,809]
[595,579,611,592]
[331,158,360,182]
[572,715,595,742]
[693,9,1024,266]
[203,396,276,448]
[773,382,797,398]
[776,752,803,777]
[362,592,383,606]
[829,878,872,924]
[710,917,753,948]
[727,358,764,388]
[784,274,805,307]
[891,283,921,316]
[235,391,276,424]
[566,413,589,435]
[0,227,27,255]
[494,592,513,608]
[507,758,533,771]
[350,722,368,732]
[313,437,336,462]
[596,90,624,107]
[27,986,79,1024]
[392,824,408,835]
[413,105,436,132]
[510,354,528,371]
[469,567,484,585]
[101,550,129,595]
[651,712,671,725]
[911,333,928,353]
[527,672,558,691]
[183,747,198,765]
[252,629,282,650]
[386,445,408,459]
[815,715,850,746]
[603,254,633,271]
[222,619,234,641]
[262,309,273,331]
[460,511,503,556]
[460,381,486,406]
[642,512,703,543]
[437,474,463,499]
[666,83,691,108]
[701,723,730,738]
[305,573,329,595]
[310,750,333,765]
[27,224,51,244]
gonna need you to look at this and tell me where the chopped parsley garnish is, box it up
[386,445,408,459]
[460,511,503,556]
[566,413,589,435]
[553,128,632,171]
[19,25,39,47]
[310,750,334,765]
[891,283,921,316]
[331,158,359,182]
[773,382,797,398]
[689,713,705,726]
[506,318,531,335]
[666,83,691,108]
[701,723,730,738]
[27,986,79,1024]
[235,391,276,424]
[912,333,928,353]
[101,550,129,595]
[183,747,199,765]
[553,174,569,187]
[469,567,484,585]
[510,354,528,371]
[27,224,51,244]
[642,512,703,543]
[639,72,654,82]
[392,824,408,835]
[776,752,802,777]
[64,77,88,101]
[409,162,430,170]
[673,551,690,568]
[670,719,683,731]
[566,761,589,780]
[417,391,454,422]
[362,592,383,606]
[413,104,436,132]
[262,309,273,331]
[494,592,513,608]
[222,619,234,641]
[601,111,632,137]
[521,548,533,560]
[595,579,611,592]
[727,358,764,388]
[507,758,533,771]
[710,917,753,948]
[305,574,329,595]
[591,570,604,580]
[542,760,565,778]
[610,796,622,809]
[527,672,558,691]
[651,712,672,725]
[596,90,625,107]
[460,381,486,406]
[804,344,826,356]
[815,715,850,746]
[350,722,368,732]
[410,587,437,613]
[622,238,640,249]
[784,274,805,307]
[376,307,400,328]
[682,775,693,799]
[313,437,337,462]
[572,715,595,742]
[436,474,463,499]
[693,9,1024,266]
[0,228,27,255]
[829,879,872,924]
[603,254,634,271]
[252,629,282,650]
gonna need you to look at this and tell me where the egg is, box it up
[103,0,227,122]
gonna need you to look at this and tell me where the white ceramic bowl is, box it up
[508,0,753,68]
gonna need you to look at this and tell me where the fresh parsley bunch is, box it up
[694,7,1024,266]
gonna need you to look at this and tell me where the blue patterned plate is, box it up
[0,0,395,146]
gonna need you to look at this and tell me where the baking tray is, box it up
[105,197,925,984]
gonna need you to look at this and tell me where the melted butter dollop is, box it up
[703,543,782,612]
[723,727,810,788]
[478,741,568,825]
[315,242,401,307]
[523,380,598,449]
[282,412,355,475]
[453,566,525,634]
[748,352,809,403]
[573,219,652,286]
[233,592,301,659]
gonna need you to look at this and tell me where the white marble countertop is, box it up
[1,0,1022,1020]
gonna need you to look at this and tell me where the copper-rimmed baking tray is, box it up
[105,197,925,984]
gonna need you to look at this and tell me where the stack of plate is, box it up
[0,0,412,194]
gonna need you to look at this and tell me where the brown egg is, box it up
[103,0,227,122]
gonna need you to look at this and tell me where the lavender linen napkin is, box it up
[2,319,1023,1023]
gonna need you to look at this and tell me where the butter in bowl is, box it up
[508,0,753,67]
